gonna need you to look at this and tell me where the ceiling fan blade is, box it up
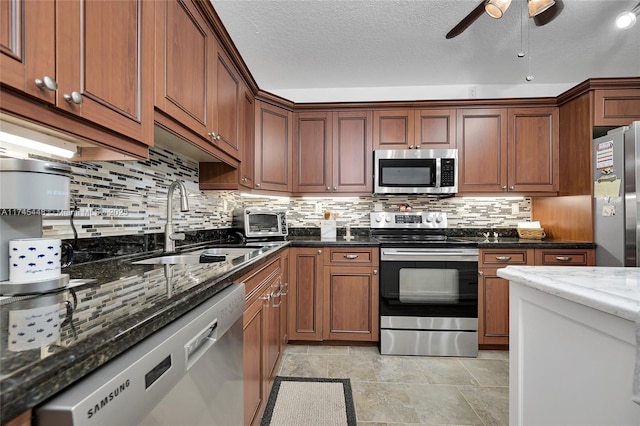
[446,0,487,39]
[533,0,563,26]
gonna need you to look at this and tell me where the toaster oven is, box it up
[232,208,288,239]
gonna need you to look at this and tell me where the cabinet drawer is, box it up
[535,249,594,266]
[480,249,532,267]
[241,256,280,301]
[325,248,374,266]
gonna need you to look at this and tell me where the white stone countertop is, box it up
[497,266,640,322]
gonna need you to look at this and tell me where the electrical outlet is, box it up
[469,86,477,98]
[511,203,519,215]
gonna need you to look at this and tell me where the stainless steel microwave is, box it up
[373,149,458,195]
[232,208,288,239]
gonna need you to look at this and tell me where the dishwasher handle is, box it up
[185,319,218,371]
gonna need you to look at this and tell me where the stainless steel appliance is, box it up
[232,208,288,240]
[36,283,245,426]
[373,149,458,196]
[371,212,478,357]
[593,121,640,266]
[0,158,71,294]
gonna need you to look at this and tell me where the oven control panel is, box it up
[370,212,447,229]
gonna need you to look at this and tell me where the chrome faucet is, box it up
[164,180,190,253]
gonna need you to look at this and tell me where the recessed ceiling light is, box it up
[616,3,640,29]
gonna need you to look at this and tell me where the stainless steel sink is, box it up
[132,246,264,265]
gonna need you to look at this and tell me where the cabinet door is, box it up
[243,292,266,426]
[239,84,255,188]
[280,251,290,345]
[414,109,456,149]
[264,275,281,388]
[155,0,214,140]
[373,110,414,150]
[323,266,379,341]
[0,0,56,104]
[293,111,333,193]
[457,108,508,193]
[58,0,153,144]
[593,89,640,126]
[211,43,240,158]
[332,111,373,193]
[478,271,510,345]
[289,247,324,341]
[508,107,559,192]
[254,101,293,192]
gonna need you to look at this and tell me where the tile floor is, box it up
[277,344,509,426]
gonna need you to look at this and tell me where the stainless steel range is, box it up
[371,212,479,357]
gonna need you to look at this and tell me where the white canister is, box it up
[8,238,62,283]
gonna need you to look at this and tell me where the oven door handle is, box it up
[381,250,478,262]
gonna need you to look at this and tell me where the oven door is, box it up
[379,248,478,318]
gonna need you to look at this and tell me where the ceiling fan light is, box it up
[485,0,512,19]
[616,11,637,29]
[527,0,555,17]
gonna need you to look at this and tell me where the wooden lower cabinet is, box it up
[478,247,594,348]
[241,254,285,426]
[289,246,379,342]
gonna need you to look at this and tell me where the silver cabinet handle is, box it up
[495,256,512,261]
[478,270,484,275]
[63,91,83,104]
[317,249,322,254]
[509,186,515,190]
[555,256,572,261]
[256,183,261,187]
[373,269,378,275]
[502,185,507,190]
[34,76,58,91]
[344,254,358,259]
[207,132,221,141]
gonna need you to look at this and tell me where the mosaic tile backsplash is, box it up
[39,147,531,240]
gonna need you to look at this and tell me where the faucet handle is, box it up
[170,232,186,241]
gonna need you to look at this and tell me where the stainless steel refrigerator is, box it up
[593,121,640,266]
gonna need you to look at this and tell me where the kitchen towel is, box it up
[633,309,640,406]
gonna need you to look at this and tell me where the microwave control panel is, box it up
[440,159,456,187]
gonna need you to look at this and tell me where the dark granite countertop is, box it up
[0,240,289,424]
[287,236,379,246]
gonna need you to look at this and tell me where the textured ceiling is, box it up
[210,0,640,102]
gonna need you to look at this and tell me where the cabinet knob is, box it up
[373,269,378,275]
[416,145,420,148]
[256,183,261,188]
[34,76,58,91]
[502,185,507,190]
[478,271,484,276]
[326,186,331,191]
[409,145,414,149]
[63,91,83,105]
[317,249,322,254]
[509,186,515,190]
[333,186,337,191]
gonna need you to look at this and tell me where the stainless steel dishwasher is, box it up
[36,283,245,426]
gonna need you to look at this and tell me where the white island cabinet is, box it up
[497,266,640,426]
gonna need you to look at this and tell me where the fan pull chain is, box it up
[526,17,534,81]
[518,0,526,57]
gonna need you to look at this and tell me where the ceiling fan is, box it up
[446,0,563,39]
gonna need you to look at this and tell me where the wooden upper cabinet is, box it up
[414,109,456,149]
[254,101,293,192]
[457,108,508,192]
[508,107,559,193]
[332,111,373,193]
[293,111,333,193]
[458,107,558,194]
[373,109,456,150]
[57,0,153,144]
[373,110,414,149]
[155,0,240,159]
[1,0,153,145]
[293,111,372,195]
[1,0,55,104]
[593,89,640,126]
[239,83,255,189]
[155,0,214,138]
